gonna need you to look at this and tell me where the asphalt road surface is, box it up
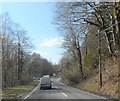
[22,77,115,101]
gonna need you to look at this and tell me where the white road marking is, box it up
[57,78,61,81]
[60,91,68,97]
[61,83,65,85]
[53,86,58,89]
[22,84,40,101]
[57,78,65,85]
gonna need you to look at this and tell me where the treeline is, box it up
[0,13,57,89]
[54,2,120,86]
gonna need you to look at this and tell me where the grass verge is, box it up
[2,80,39,99]
[74,57,119,100]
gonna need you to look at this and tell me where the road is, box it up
[22,77,114,101]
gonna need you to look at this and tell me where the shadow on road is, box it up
[40,87,62,91]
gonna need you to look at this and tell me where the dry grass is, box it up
[77,57,119,99]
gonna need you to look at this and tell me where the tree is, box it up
[54,1,120,87]
[54,3,86,80]
[0,13,33,87]
[0,12,58,88]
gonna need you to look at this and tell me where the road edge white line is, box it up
[54,86,58,89]
[61,83,65,85]
[22,84,40,101]
[57,78,65,85]
[57,78,61,82]
[60,91,68,97]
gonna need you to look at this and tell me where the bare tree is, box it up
[54,2,86,79]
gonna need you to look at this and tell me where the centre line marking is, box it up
[60,91,68,97]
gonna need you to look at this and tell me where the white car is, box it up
[40,76,52,89]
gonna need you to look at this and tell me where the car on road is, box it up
[40,75,52,89]
[33,77,40,80]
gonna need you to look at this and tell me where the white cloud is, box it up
[40,37,64,48]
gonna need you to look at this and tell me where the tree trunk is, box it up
[85,34,88,55]
[0,36,2,89]
[104,31,114,56]
[17,42,24,85]
[76,35,85,79]
[111,2,120,56]
[18,42,22,84]
[98,30,102,88]
[77,47,85,79]
[115,2,120,52]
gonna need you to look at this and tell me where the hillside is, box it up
[76,57,119,99]
[54,2,120,100]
